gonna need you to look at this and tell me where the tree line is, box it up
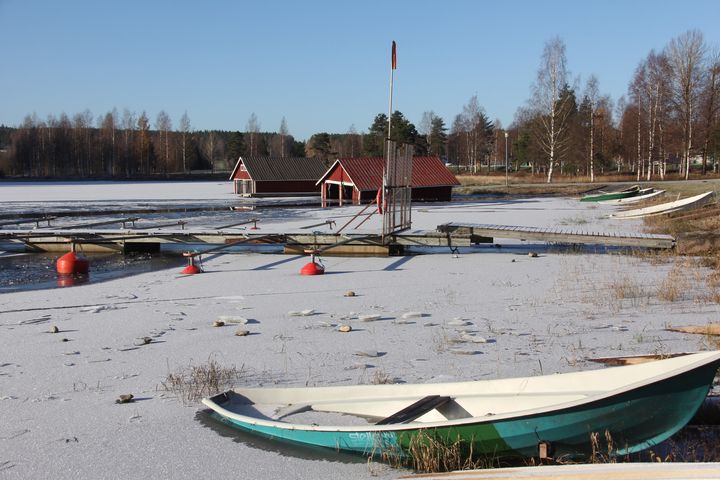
[513,30,720,182]
[0,110,305,177]
[1,29,718,182]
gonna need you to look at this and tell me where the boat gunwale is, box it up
[598,189,665,205]
[200,351,720,433]
[580,185,641,201]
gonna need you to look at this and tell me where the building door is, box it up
[241,180,252,195]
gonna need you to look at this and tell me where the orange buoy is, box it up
[56,252,90,275]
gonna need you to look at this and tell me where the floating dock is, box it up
[0,221,676,255]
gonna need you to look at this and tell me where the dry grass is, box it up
[648,426,720,462]
[375,426,720,473]
[370,369,394,385]
[610,276,647,301]
[656,263,687,302]
[380,430,503,473]
[622,248,675,266]
[589,430,617,464]
[162,357,245,404]
[453,174,720,198]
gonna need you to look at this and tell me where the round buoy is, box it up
[181,263,202,275]
[300,261,325,275]
[56,252,90,275]
[180,254,203,275]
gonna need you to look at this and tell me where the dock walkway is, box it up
[437,222,675,249]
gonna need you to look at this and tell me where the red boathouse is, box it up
[316,156,459,207]
[229,156,328,196]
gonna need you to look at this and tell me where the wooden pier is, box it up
[0,221,676,255]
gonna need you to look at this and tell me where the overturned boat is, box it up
[611,191,714,219]
[202,351,720,460]
[580,185,641,202]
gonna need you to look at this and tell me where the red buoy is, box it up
[56,252,90,275]
[181,264,202,275]
[300,259,324,275]
[180,255,203,274]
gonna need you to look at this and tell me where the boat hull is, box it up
[611,191,714,219]
[581,186,641,202]
[205,357,720,460]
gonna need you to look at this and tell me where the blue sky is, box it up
[1,0,719,141]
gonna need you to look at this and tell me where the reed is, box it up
[162,357,244,404]
[380,430,502,473]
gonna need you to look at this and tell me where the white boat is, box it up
[599,189,665,205]
[202,351,720,460]
[610,191,715,219]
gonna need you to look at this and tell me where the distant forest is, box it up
[1,29,719,182]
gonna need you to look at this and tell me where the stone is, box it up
[212,320,225,327]
[338,325,352,333]
[235,329,250,336]
[49,325,59,333]
[344,291,356,297]
[528,252,539,258]
[116,394,134,404]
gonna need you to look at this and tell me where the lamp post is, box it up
[504,131,509,188]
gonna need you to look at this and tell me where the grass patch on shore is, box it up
[162,357,245,404]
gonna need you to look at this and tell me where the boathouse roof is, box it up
[316,156,459,191]
[229,157,328,182]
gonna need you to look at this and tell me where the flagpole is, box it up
[387,41,395,141]
[382,41,396,240]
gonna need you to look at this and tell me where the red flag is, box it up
[391,41,397,70]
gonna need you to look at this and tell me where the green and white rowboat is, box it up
[202,351,720,460]
[580,185,642,202]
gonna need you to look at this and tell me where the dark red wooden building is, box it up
[316,156,459,206]
[229,156,328,196]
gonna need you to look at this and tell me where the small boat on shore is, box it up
[598,189,664,205]
[580,185,641,202]
[202,351,720,461]
[610,191,715,219]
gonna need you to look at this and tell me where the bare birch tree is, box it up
[666,30,706,179]
[203,131,218,172]
[419,111,434,154]
[179,111,191,172]
[700,49,720,173]
[246,113,260,156]
[530,37,573,183]
[278,116,288,157]
[137,112,150,174]
[346,124,361,157]
[583,75,599,182]
[155,110,172,172]
[121,109,135,176]
[100,108,118,175]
